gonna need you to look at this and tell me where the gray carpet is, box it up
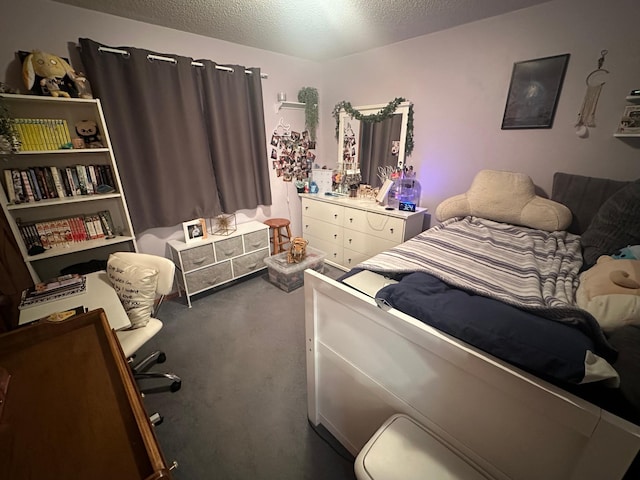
[138,266,358,480]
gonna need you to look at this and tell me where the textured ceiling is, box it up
[54,0,551,61]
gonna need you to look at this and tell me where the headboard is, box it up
[551,172,631,235]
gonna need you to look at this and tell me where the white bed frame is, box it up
[304,269,640,480]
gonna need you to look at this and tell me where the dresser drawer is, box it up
[302,198,343,225]
[215,236,244,260]
[180,243,215,271]
[345,208,405,243]
[185,261,233,293]
[305,235,343,267]
[343,248,371,269]
[302,218,343,245]
[344,230,397,257]
[233,248,269,277]
[244,229,269,252]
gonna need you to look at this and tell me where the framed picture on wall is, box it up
[183,218,207,243]
[501,53,570,129]
[616,105,640,134]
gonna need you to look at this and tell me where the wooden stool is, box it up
[264,218,292,255]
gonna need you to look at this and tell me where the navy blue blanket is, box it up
[375,271,619,386]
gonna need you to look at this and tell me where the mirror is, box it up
[337,101,411,188]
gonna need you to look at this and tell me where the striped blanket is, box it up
[358,216,612,353]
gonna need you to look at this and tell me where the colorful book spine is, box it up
[49,167,66,198]
[12,170,25,203]
[20,170,35,202]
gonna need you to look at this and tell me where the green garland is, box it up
[332,97,414,156]
[298,87,319,141]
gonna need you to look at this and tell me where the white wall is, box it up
[2,0,639,258]
[0,0,323,256]
[322,0,640,213]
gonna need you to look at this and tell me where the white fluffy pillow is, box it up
[436,170,572,232]
[107,253,159,328]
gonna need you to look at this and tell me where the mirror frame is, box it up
[337,101,411,174]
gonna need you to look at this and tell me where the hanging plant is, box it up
[0,96,21,154]
[297,87,319,141]
[332,97,414,156]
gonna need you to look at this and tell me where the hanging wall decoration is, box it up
[332,97,415,156]
[575,50,609,138]
[269,118,316,183]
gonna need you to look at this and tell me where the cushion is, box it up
[551,172,630,235]
[436,170,571,232]
[107,253,159,328]
[580,179,640,269]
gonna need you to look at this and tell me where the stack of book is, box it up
[12,118,73,151]
[3,164,116,204]
[19,274,87,309]
[18,210,116,252]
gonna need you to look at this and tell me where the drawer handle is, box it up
[334,234,337,239]
[223,250,235,255]
[192,257,206,265]
[246,263,257,270]
[347,258,352,264]
[208,277,219,285]
[251,242,261,247]
[349,218,353,223]
[389,228,394,234]
[305,206,309,210]
[334,214,338,219]
[348,238,352,244]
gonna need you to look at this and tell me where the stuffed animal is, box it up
[576,255,640,331]
[612,245,640,260]
[287,237,308,264]
[22,50,79,97]
[75,120,103,148]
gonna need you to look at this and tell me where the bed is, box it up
[304,171,640,480]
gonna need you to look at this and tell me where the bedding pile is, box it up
[357,215,619,384]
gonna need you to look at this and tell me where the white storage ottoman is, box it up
[355,414,494,480]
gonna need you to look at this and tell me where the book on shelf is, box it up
[13,118,73,151]
[49,167,67,198]
[19,274,87,309]
[20,170,35,202]
[3,170,16,204]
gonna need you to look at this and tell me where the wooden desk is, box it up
[0,309,172,480]
[18,271,131,331]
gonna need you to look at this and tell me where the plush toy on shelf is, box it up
[75,119,103,148]
[576,255,640,331]
[21,50,92,98]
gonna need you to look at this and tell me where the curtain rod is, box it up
[97,46,268,78]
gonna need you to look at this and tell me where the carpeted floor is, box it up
[138,265,357,480]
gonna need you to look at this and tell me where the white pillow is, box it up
[107,253,159,328]
[436,170,572,232]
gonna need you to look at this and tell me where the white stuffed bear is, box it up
[576,255,640,332]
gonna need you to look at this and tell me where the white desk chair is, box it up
[110,252,182,394]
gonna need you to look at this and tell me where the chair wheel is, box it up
[157,352,167,364]
[170,380,182,393]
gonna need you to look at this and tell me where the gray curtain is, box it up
[79,38,270,233]
[359,114,402,187]
[199,60,271,213]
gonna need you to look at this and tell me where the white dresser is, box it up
[168,220,270,307]
[300,194,427,271]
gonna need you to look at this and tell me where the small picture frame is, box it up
[616,105,640,134]
[183,218,207,243]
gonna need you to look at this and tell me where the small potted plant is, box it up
[0,97,21,154]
